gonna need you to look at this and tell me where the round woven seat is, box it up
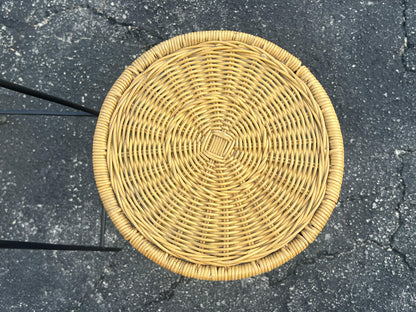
[93,30,343,281]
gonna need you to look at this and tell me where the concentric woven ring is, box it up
[93,30,344,281]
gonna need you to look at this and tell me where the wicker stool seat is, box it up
[93,31,344,281]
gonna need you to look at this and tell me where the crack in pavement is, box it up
[389,149,416,271]
[269,237,413,290]
[268,244,358,288]
[270,150,416,287]
[274,239,414,311]
[400,0,415,72]
[86,5,165,41]
[74,251,121,312]
[30,4,165,42]
[144,275,187,308]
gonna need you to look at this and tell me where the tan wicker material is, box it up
[93,31,344,281]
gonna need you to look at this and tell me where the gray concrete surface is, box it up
[1,0,416,311]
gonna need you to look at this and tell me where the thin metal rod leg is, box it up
[0,240,121,252]
[0,78,100,116]
[99,205,107,248]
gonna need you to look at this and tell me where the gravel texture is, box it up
[1,0,416,311]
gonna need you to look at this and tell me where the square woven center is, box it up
[202,131,234,160]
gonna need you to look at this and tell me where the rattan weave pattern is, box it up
[93,31,344,281]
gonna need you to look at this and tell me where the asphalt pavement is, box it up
[1,1,416,311]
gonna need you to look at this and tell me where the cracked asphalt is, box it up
[1,0,416,311]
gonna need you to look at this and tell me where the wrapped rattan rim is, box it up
[93,30,343,281]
